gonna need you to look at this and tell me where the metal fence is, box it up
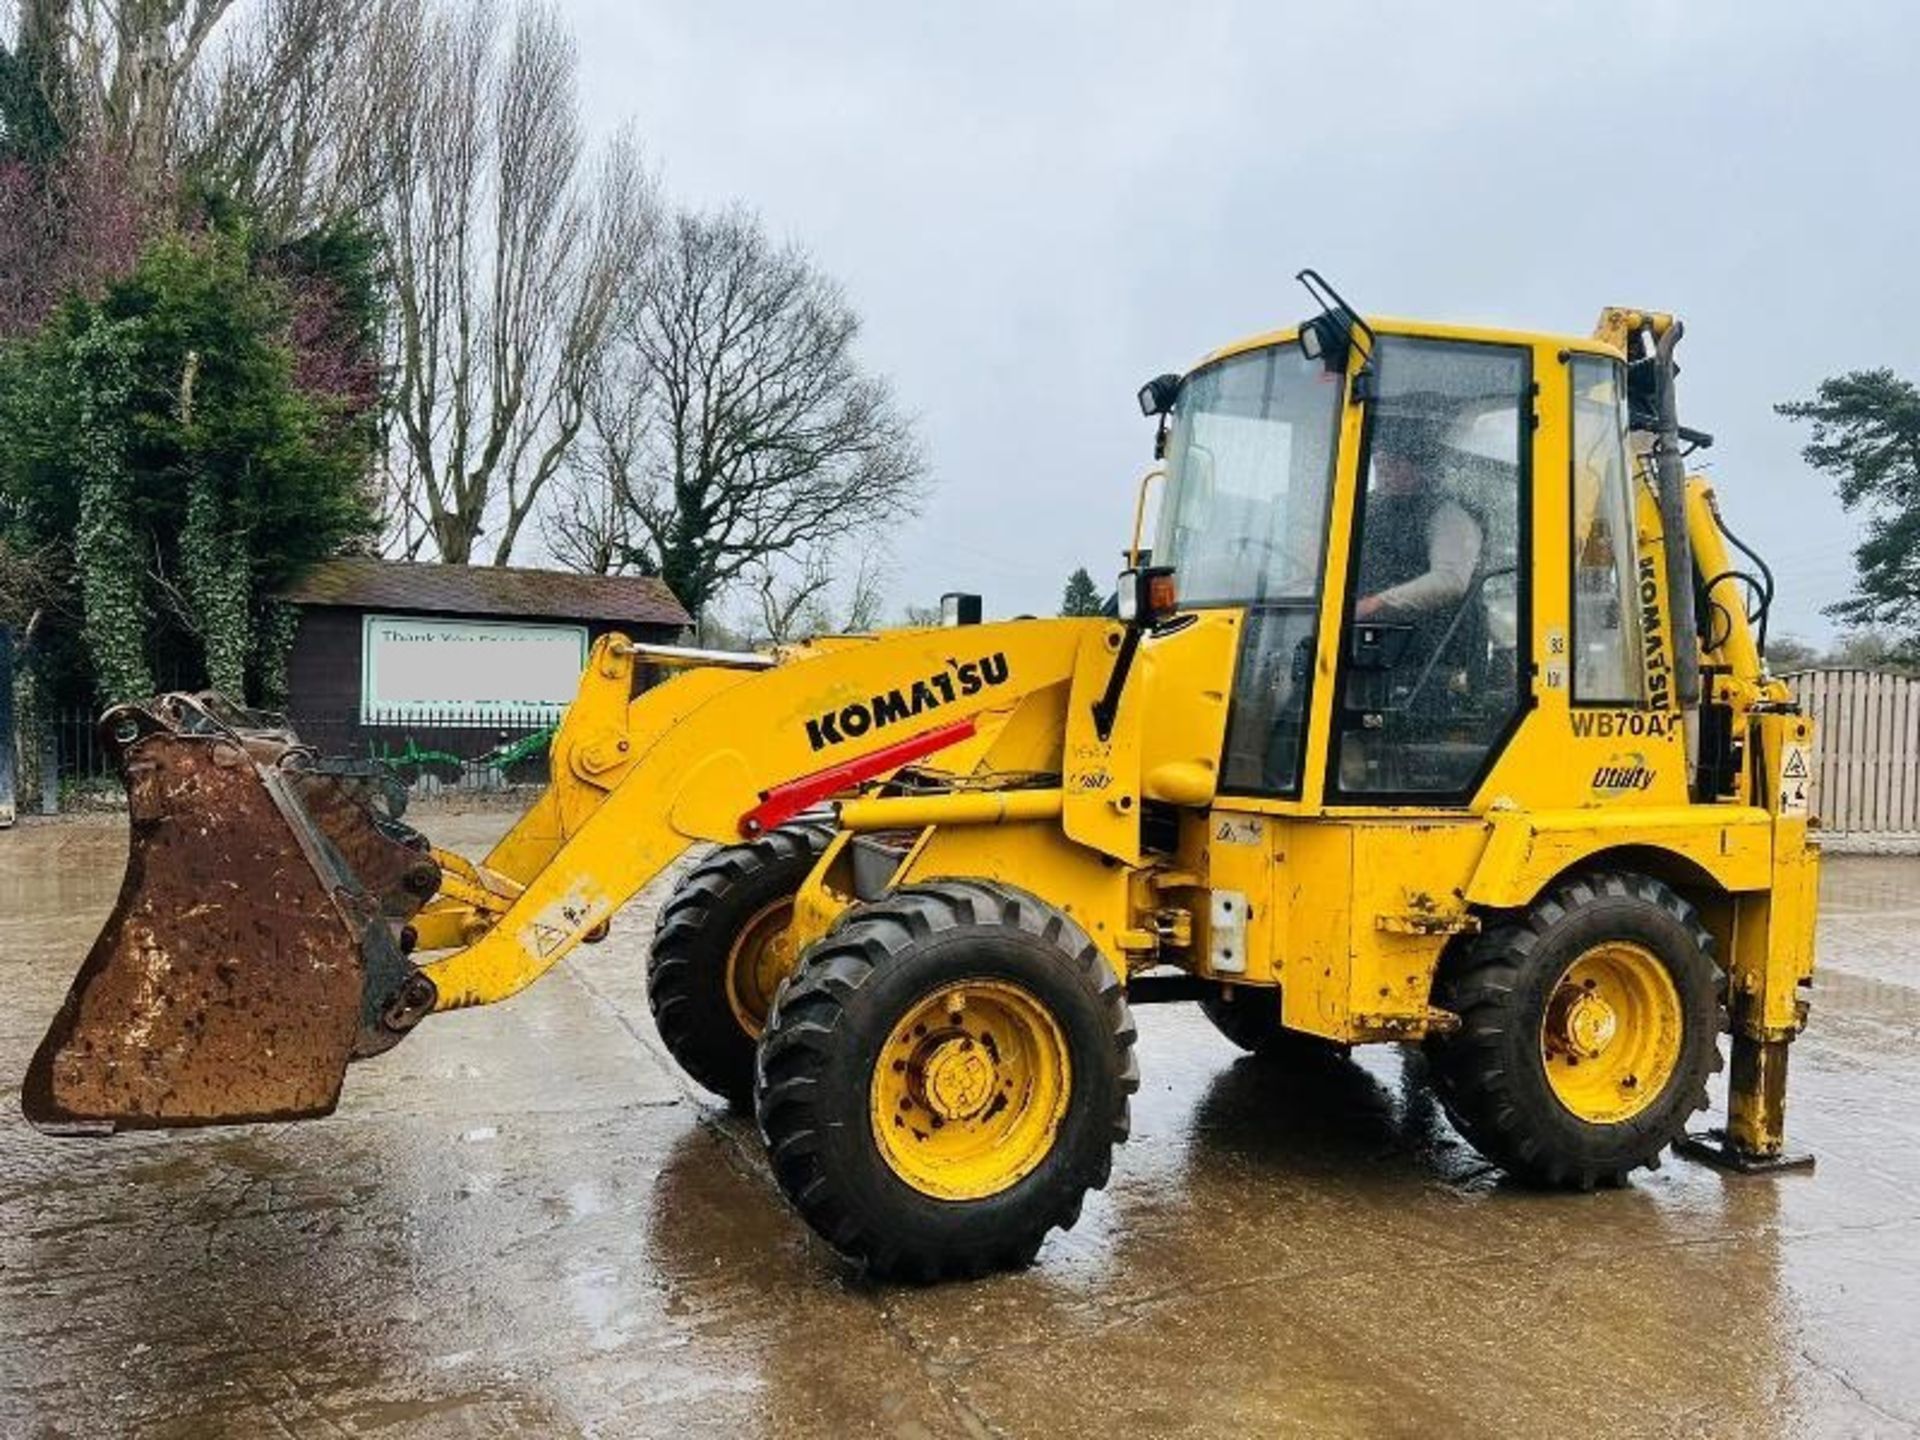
[44,705,559,808]
[1784,668,1920,836]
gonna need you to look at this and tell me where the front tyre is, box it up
[1426,869,1723,1189]
[756,881,1137,1282]
[647,823,830,1106]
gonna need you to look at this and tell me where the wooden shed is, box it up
[278,558,690,776]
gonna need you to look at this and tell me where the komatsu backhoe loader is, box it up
[25,276,1819,1280]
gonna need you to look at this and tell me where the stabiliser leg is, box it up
[1676,1031,1815,1175]
[1679,770,1818,1177]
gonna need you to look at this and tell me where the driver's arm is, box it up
[1366,501,1482,618]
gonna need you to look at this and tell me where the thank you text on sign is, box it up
[362,615,588,721]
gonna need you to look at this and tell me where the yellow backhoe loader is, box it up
[24,275,1819,1280]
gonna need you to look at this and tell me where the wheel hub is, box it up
[1550,989,1619,1060]
[917,1037,996,1121]
[869,979,1072,1201]
[723,898,797,1038]
[1539,940,1683,1124]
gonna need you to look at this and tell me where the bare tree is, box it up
[374,0,652,565]
[540,363,645,574]
[747,543,887,645]
[614,205,924,620]
[46,0,239,197]
[5,0,427,240]
[177,0,399,236]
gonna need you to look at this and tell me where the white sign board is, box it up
[362,615,588,721]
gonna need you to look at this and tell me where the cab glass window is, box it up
[1570,355,1646,704]
[1334,336,1529,799]
[1156,343,1343,795]
[1155,344,1343,606]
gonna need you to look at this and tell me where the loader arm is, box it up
[409,634,1009,952]
[388,619,1099,1017]
[407,655,755,951]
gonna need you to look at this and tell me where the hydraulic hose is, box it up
[1707,494,1776,658]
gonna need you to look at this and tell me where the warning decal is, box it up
[1215,816,1265,846]
[1779,743,1812,816]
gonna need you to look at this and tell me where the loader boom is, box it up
[412,620,1099,1014]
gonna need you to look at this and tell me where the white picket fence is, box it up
[1785,669,1920,836]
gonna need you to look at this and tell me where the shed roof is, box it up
[281,557,690,628]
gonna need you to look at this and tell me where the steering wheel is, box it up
[1394,564,1517,715]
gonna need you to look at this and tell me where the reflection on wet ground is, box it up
[3,814,1918,1436]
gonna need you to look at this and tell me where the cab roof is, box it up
[1193,315,1626,374]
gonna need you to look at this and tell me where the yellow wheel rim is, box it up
[1540,941,1683,1124]
[869,980,1071,1201]
[724,898,798,1039]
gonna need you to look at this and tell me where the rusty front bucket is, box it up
[22,697,439,1134]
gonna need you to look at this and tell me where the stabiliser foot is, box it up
[1675,1129,1816,1175]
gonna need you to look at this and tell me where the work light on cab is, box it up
[939,592,982,626]
[1115,565,1177,627]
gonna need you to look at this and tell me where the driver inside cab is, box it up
[1354,413,1484,629]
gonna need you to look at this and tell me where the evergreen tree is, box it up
[0,222,380,705]
[1778,370,1920,642]
[0,0,73,169]
[1060,566,1104,616]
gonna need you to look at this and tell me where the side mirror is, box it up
[1349,621,1414,671]
[1092,566,1178,741]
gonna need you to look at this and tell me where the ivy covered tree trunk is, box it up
[1,225,381,716]
[182,472,252,695]
[251,599,301,709]
[70,318,152,703]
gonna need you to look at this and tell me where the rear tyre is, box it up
[1425,869,1723,1189]
[647,823,830,1106]
[756,880,1138,1281]
[1199,988,1350,1067]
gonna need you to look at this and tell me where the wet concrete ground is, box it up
[3,812,1918,1438]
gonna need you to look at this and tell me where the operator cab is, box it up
[1142,282,1638,810]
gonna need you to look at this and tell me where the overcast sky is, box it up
[561,0,1917,641]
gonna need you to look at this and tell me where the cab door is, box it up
[1326,335,1533,804]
